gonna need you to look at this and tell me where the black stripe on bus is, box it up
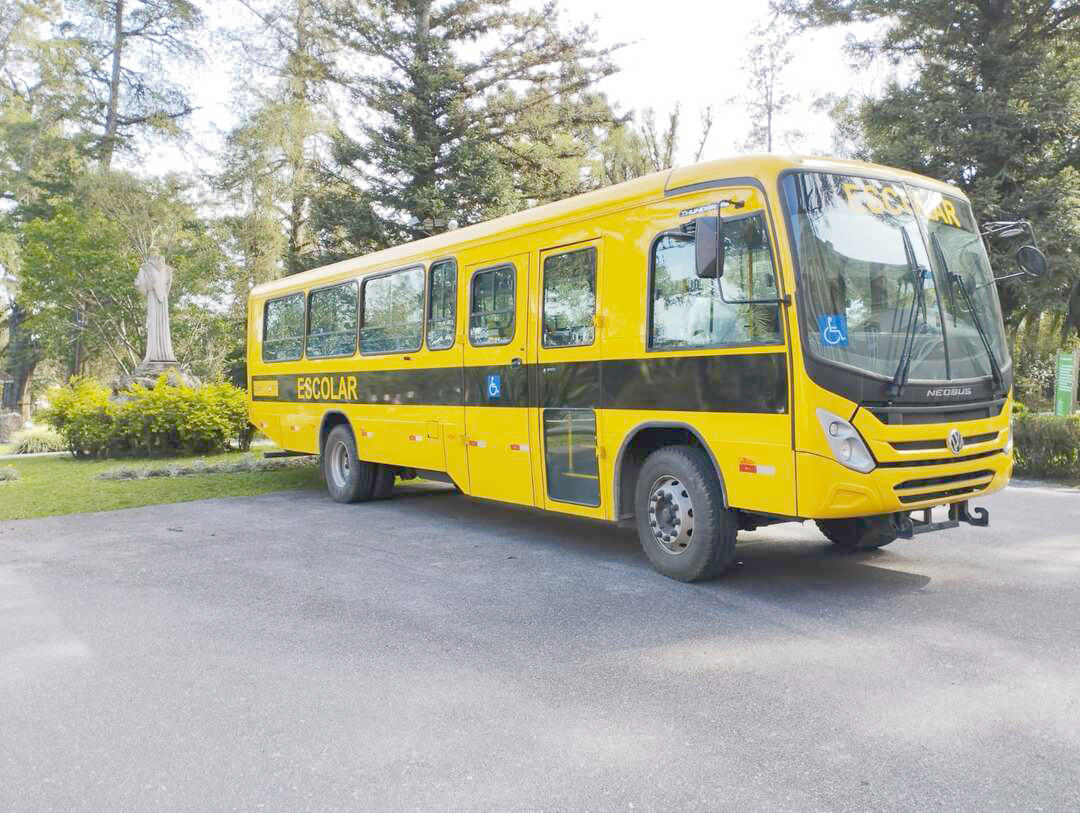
[251,352,788,414]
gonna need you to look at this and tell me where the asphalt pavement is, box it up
[1,481,1078,811]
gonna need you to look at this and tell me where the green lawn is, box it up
[0,450,323,521]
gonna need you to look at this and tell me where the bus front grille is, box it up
[897,484,990,504]
[894,470,995,491]
[865,398,1005,426]
[889,431,999,452]
[877,449,1003,469]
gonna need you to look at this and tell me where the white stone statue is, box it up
[135,254,176,363]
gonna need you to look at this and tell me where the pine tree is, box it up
[311,0,619,253]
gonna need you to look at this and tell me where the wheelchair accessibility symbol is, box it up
[818,314,849,347]
[486,374,502,399]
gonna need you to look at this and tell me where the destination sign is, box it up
[841,181,966,229]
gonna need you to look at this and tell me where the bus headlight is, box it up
[816,408,876,473]
[1004,424,1013,455]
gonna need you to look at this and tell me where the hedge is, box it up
[1012,413,1080,480]
[43,376,250,459]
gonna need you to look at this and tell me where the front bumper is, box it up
[796,446,1013,520]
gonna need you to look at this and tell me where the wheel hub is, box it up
[329,441,351,489]
[648,475,695,555]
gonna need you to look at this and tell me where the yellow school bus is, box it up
[248,155,1044,581]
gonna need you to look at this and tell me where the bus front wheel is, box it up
[322,425,375,503]
[634,445,738,582]
[815,516,898,551]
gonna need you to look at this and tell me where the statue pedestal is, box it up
[114,361,200,395]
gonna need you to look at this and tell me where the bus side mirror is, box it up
[1016,244,1047,278]
[693,216,723,278]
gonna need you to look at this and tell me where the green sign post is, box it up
[1054,350,1078,416]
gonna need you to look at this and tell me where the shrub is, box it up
[41,377,114,458]
[1013,413,1080,480]
[0,466,17,482]
[42,376,250,459]
[9,426,66,454]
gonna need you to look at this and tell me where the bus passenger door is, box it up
[534,240,605,519]
[462,254,534,506]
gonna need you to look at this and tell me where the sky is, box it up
[133,0,891,179]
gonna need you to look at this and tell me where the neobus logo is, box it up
[926,386,973,398]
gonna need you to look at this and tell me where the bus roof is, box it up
[250,154,965,298]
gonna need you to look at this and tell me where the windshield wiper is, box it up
[931,232,1004,393]
[888,228,928,397]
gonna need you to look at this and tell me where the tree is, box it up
[641,105,680,171]
[694,106,715,163]
[312,0,619,252]
[594,119,653,185]
[0,1,95,212]
[737,18,801,153]
[64,0,204,166]
[809,93,868,160]
[776,0,1080,334]
[0,2,96,414]
[218,0,336,276]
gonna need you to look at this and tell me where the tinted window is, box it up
[543,248,596,348]
[360,267,424,354]
[469,265,515,346]
[649,213,782,349]
[427,259,457,350]
[263,293,304,361]
[543,409,600,506]
[307,282,357,358]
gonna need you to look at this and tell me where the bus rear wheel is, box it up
[815,516,898,551]
[634,445,738,582]
[322,425,375,503]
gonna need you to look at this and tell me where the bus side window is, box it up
[427,259,457,350]
[263,292,305,362]
[307,281,357,358]
[649,213,782,350]
[542,247,596,348]
[469,265,515,346]
[721,213,782,304]
[360,266,425,355]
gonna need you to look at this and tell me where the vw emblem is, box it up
[947,428,965,455]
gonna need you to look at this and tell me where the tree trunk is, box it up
[408,1,438,233]
[283,0,311,274]
[3,302,42,420]
[101,0,124,167]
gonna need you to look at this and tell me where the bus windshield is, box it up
[781,171,1009,384]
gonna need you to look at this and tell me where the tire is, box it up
[321,424,375,503]
[634,445,738,582]
[370,464,396,500]
[815,515,898,552]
